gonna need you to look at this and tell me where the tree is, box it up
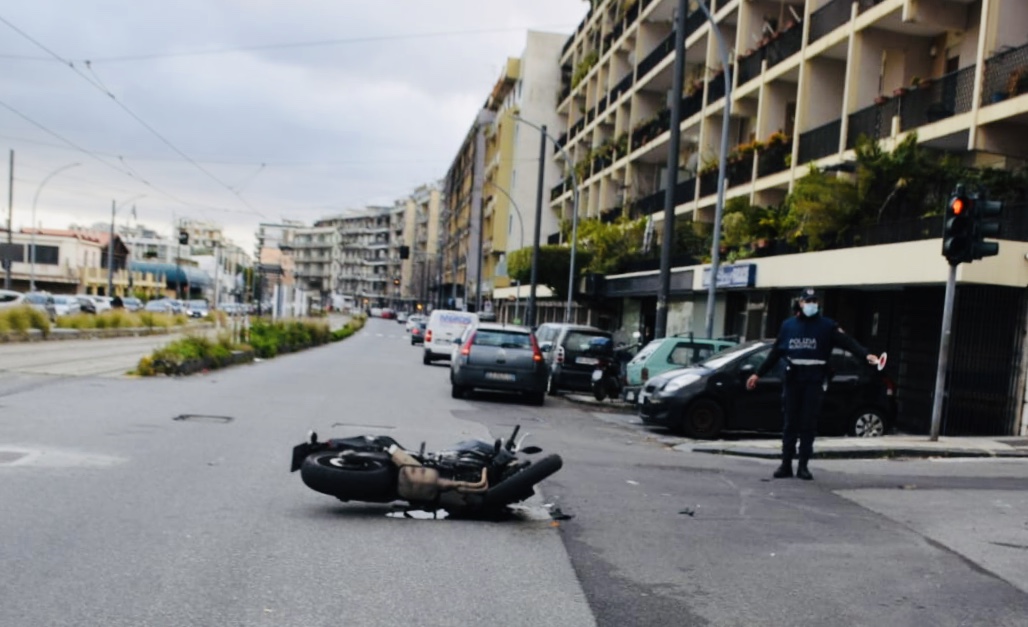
[784,166,860,250]
[507,246,594,301]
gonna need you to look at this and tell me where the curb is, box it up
[689,445,1028,460]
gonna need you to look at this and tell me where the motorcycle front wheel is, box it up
[300,452,398,502]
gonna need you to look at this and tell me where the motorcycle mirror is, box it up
[308,430,318,445]
[520,445,543,454]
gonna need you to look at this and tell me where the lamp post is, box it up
[107,194,145,297]
[485,181,526,323]
[698,0,732,340]
[513,115,580,325]
[29,162,80,291]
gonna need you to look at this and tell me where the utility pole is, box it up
[527,125,546,328]
[4,150,12,290]
[107,199,116,297]
[655,0,689,339]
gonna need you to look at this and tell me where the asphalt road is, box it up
[1,317,1026,626]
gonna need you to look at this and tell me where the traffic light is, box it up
[971,194,1002,260]
[178,230,189,245]
[942,189,973,266]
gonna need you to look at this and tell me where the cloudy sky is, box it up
[0,0,587,251]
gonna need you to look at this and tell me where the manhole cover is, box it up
[173,414,234,424]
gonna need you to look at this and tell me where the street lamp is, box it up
[29,162,80,291]
[107,194,145,297]
[485,181,525,323]
[513,114,580,325]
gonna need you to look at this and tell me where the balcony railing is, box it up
[898,67,975,131]
[699,170,720,197]
[982,42,1028,106]
[757,143,791,177]
[637,32,675,79]
[706,72,727,105]
[727,155,755,188]
[766,24,803,70]
[685,9,705,35]
[846,98,898,149]
[627,177,696,219]
[737,51,763,86]
[630,108,670,149]
[609,71,635,101]
[857,0,888,14]
[809,0,851,45]
[680,91,704,121]
[797,119,842,165]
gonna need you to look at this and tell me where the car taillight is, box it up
[412,328,420,335]
[425,329,432,342]
[460,332,476,357]
[530,335,543,362]
[556,346,565,364]
[641,367,649,381]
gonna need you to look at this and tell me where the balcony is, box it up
[765,23,803,71]
[609,71,635,102]
[808,0,851,45]
[982,42,1028,106]
[706,72,727,106]
[699,169,719,197]
[679,91,703,121]
[757,139,792,177]
[727,155,755,188]
[898,67,975,132]
[636,32,674,79]
[737,50,763,87]
[685,8,705,35]
[797,119,842,165]
[846,98,899,149]
[630,108,670,149]
[857,0,888,14]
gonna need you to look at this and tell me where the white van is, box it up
[423,309,478,365]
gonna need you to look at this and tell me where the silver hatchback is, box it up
[449,322,547,406]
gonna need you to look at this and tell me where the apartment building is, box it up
[553,0,1028,435]
[319,207,403,310]
[291,225,340,309]
[398,183,443,309]
[442,31,570,313]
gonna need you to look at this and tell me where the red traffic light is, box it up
[950,198,965,215]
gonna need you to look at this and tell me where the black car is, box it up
[535,323,613,395]
[410,320,427,345]
[638,339,896,439]
[450,322,546,405]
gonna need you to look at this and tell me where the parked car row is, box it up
[0,289,217,320]
[400,310,894,440]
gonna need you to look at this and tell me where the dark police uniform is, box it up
[755,304,871,472]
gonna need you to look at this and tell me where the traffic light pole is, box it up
[929,258,958,441]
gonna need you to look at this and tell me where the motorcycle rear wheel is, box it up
[300,452,398,502]
[483,454,563,507]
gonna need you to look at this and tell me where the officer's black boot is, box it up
[796,461,813,481]
[773,460,793,479]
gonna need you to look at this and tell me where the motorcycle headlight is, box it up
[661,374,701,393]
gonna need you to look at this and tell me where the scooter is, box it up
[590,337,641,402]
[290,425,562,514]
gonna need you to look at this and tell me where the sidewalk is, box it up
[562,392,1028,460]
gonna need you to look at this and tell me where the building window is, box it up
[35,245,59,265]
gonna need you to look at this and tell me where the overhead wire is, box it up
[0,14,264,217]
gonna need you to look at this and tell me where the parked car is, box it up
[637,339,896,439]
[423,309,478,364]
[449,322,546,405]
[51,295,82,316]
[122,297,143,312]
[93,296,114,313]
[534,323,613,395]
[186,300,209,318]
[396,311,409,324]
[143,299,174,313]
[410,319,427,346]
[0,289,25,309]
[75,295,111,314]
[623,334,739,402]
[23,292,57,321]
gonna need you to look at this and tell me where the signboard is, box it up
[701,263,756,288]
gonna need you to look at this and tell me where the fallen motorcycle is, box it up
[290,425,562,514]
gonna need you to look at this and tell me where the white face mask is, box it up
[802,303,819,317]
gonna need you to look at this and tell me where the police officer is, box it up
[746,288,879,480]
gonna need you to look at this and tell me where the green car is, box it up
[623,334,738,403]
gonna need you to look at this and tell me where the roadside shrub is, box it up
[1,306,49,336]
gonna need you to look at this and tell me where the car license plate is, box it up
[485,372,515,382]
[576,356,599,365]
